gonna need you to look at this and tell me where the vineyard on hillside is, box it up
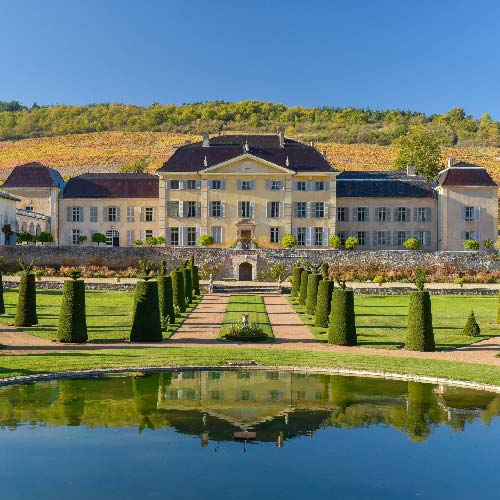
[1,131,500,182]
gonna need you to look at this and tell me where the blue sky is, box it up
[2,0,499,117]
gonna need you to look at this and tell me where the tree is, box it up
[158,272,176,328]
[15,259,38,327]
[92,232,106,246]
[463,311,480,337]
[269,262,287,281]
[291,267,303,297]
[344,236,359,250]
[328,288,357,346]
[77,235,87,245]
[183,267,193,304]
[171,269,185,313]
[403,237,421,250]
[146,236,158,246]
[16,232,33,244]
[281,234,298,249]
[199,234,214,246]
[134,239,144,246]
[299,270,310,305]
[328,235,341,249]
[305,274,322,315]
[463,239,480,250]
[120,157,150,173]
[129,279,163,342]
[57,271,88,343]
[315,279,334,327]
[37,231,53,244]
[394,126,441,180]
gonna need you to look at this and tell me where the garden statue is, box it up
[277,276,282,295]
[208,274,214,294]
[242,314,249,327]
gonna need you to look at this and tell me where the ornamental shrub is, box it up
[57,279,88,343]
[183,266,193,304]
[199,234,214,246]
[405,290,435,351]
[15,260,37,327]
[484,239,494,250]
[281,234,298,249]
[463,310,481,337]
[0,271,4,315]
[130,280,163,342]
[328,289,357,345]
[190,264,200,296]
[299,270,310,305]
[305,273,322,315]
[269,262,287,281]
[171,269,185,313]
[91,232,106,246]
[158,275,176,328]
[344,236,359,250]
[328,235,341,249]
[403,237,421,250]
[315,279,334,327]
[463,239,479,250]
[291,267,303,297]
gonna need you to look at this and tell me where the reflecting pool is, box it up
[1,370,499,499]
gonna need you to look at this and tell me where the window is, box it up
[186,201,198,218]
[297,227,306,246]
[145,230,154,240]
[72,207,81,222]
[269,201,280,218]
[295,202,307,218]
[270,227,280,243]
[108,207,118,222]
[314,227,324,246]
[464,206,479,222]
[212,226,222,244]
[313,202,325,218]
[356,231,366,246]
[170,228,179,246]
[240,201,251,218]
[210,180,223,190]
[25,206,33,212]
[186,180,197,190]
[337,207,346,222]
[169,180,180,190]
[145,207,154,222]
[269,180,283,190]
[376,231,389,246]
[417,207,428,222]
[415,231,431,246]
[315,181,325,191]
[241,180,253,190]
[397,207,408,222]
[296,181,307,191]
[337,231,348,245]
[465,230,480,240]
[356,207,367,222]
[187,227,196,246]
[376,207,388,222]
[397,231,409,246]
[168,201,179,217]
[90,206,98,222]
[127,206,135,222]
[71,229,81,245]
[127,230,135,246]
[211,201,222,218]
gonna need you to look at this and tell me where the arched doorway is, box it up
[238,262,253,281]
[106,229,120,247]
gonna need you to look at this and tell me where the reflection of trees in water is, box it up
[0,372,499,443]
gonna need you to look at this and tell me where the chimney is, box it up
[309,140,316,148]
[202,133,210,147]
[185,140,192,145]
[407,164,416,176]
[322,150,327,159]
[447,157,455,168]
[277,127,285,148]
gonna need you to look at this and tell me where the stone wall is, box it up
[0,246,497,278]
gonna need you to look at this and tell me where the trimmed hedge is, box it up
[158,275,176,326]
[57,280,88,343]
[305,273,322,315]
[171,269,186,313]
[405,290,435,352]
[291,267,303,297]
[327,289,357,346]
[0,272,4,315]
[191,265,200,296]
[315,279,334,327]
[183,267,193,304]
[299,270,310,305]
[15,273,37,327]
[130,280,163,342]
[463,310,481,337]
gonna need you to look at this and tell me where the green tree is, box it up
[130,279,163,342]
[37,231,54,244]
[315,279,334,327]
[281,234,298,249]
[405,291,435,351]
[299,270,310,305]
[171,269,185,313]
[57,272,88,343]
[305,274,322,315]
[328,235,341,249]
[120,157,150,173]
[403,237,421,250]
[344,236,359,250]
[15,259,38,327]
[290,266,303,297]
[463,239,479,250]
[328,289,357,346]
[394,126,441,180]
[463,310,480,337]
[199,234,214,246]
[92,232,106,246]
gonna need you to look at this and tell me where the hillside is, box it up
[1,131,500,182]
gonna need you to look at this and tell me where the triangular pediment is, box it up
[199,154,294,175]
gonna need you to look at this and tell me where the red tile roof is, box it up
[3,162,65,189]
[437,162,497,187]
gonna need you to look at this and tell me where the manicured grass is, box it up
[2,347,500,386]
[219,295,273,339]
[288,294,500,350]
[0,289,201,341]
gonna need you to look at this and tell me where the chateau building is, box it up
[1,134,498,251]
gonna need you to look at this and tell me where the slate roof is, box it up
[435,162,497,187]
[0,191,20,202]
[336,171,435,198]
[157,134,335,173]
[62,173,159,198]
[3,162,65,189]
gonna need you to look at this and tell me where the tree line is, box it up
[0,100,499,147]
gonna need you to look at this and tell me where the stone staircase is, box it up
[212,283,290,295]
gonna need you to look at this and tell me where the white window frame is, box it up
[270,227,280,243]
[187,227,197,246]
[170,227,179,246]
[90,206,98,222]
[127,206,135,222]
[145,207,154,222]
[297,227,306,246]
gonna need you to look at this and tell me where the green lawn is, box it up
[0,289,201,341]
[219,295,273,339]
[288,294,500,350]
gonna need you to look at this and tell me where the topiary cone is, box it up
[328,289,357,346]
[291,267,303,297]
[15,273,37,326]
[0,271,5,315]
[315,279,334,327]
[182,267,193,304]
[130,280,163,342]
[170,269,185,313]
[299,270,310,305]
[191,265,200,296]
[405,290,435,351]
[57,279,88,343]
[158,275,176,326]
[463,310,481,337]
[305,273,322,315]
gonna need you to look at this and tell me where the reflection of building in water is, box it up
[0,371,499,444]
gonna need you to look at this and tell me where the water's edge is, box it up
[2,365,500,392]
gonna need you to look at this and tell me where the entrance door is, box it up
[239,262,253,281]
[106,229,120,247]
[240,230,252,239]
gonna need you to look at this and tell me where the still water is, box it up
[1,370,499,500]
